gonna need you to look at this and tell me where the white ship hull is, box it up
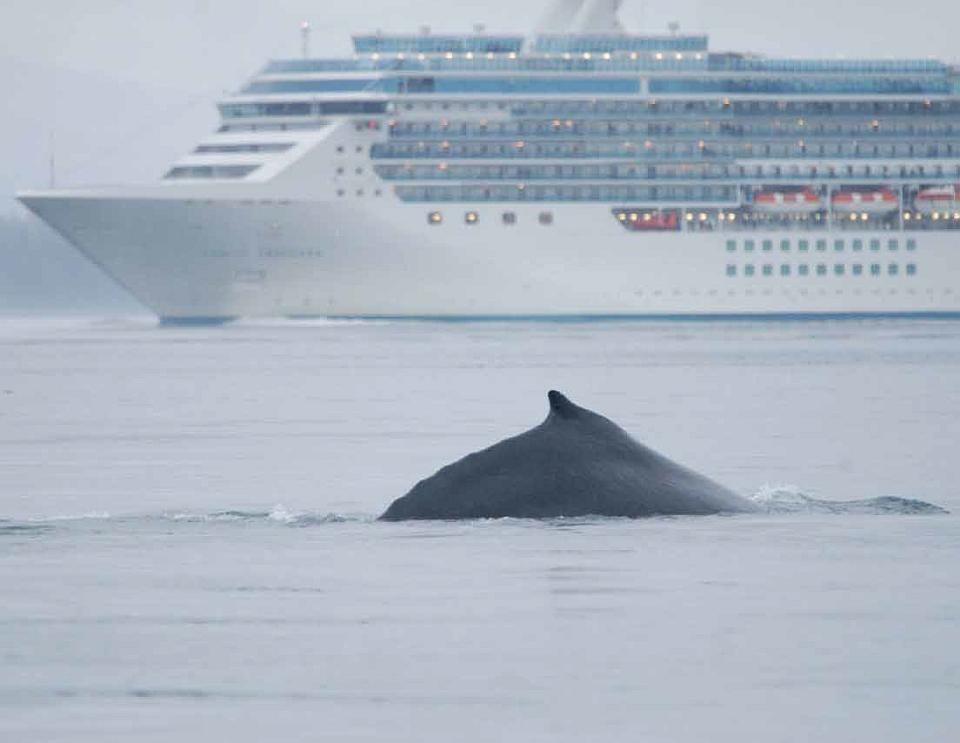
[19,190,960,321]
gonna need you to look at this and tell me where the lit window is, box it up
[428,211,443,225]
[502,211,517,225]
[465,211,479,225]
[539,211,554,225]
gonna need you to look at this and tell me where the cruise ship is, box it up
[17,0,960,321]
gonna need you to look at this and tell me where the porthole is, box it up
[428,211,443,225]
[502,211,517,225]
[539,211,554,225]
[465,211,479,225]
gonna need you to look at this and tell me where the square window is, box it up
[762,240,773,252]
[817,264,828,276]
[907,239,917,252]
[816,240,827,252]
[726,240,736,252]
[853,239,864,251]
[763,264,773,276]
[798,264,810,276]
[799,240,810,252]
[834,240,844,252]
[906,263,917,276]
[780,240,790,252]
[744,240,755,252]
[889,263,899,276]
[834,264,845,276]
[745,265,756,276]
[780,264,791,276]
[871,264,881,275]
[853,264,864,276]
[726,265,737,277]
[888,240,899,251]
[870,239,881,251]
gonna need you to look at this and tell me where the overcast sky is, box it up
[3,0,959,215]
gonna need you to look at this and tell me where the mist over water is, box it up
[1,317,959,741]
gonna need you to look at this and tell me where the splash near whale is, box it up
[380,391,760,521]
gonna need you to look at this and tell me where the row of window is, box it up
[263,56,943,76]
[726,263,917,277]
[371,140,960,160]
[427,210,554,225]
[374,163,960,183]
[164,165,259,180]
[510,100,960,117]
[194,143,293,154]
[396,185,737,203]
[726,238,917,253]
[649,77,950,95]
[387,119,960,139]
[220,101,388,118]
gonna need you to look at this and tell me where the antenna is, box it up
[668,21,680,36]
[300,21,312,59]
[473,23,486,35]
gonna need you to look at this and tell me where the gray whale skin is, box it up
[380,391,759,521]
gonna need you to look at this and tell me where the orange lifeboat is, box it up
[915,184,960,215]
[831,188,899,215]
[621,210,680,231]
[753,188,822,214]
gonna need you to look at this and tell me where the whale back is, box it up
[380,391,758,521]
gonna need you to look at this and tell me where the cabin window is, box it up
[465,211,479,225]
[502,211,517,225]
[428,211,443,225]
[539,211,554,225]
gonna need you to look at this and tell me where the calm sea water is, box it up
[1,316,958,742]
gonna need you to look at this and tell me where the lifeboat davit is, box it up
[914,184,960,215]
[831,188,899,215]
[753,188,822,214]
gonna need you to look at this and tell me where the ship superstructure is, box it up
[17,0,960,320]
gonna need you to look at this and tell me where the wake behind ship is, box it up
[17,0,960,322]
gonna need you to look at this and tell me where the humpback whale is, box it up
[380,391,760,521]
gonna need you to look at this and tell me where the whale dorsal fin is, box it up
[548,390,582,420]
